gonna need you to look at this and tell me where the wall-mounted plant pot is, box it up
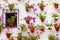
[8,22,14,28]
[6,33,12,39]
[26,7,30,12]
[54,19,58,21]
[29,26,35,33]
[48,27,52,30]
[40,18,45,22]
[54,3,58,9]
[54,24,59,32]
[40,6,44,11]
[0,30,1,34]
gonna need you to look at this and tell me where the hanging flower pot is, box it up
[38,25,45,31]
[54,3,59,9]
[6,32,12,39]
[54,23,59,32]
[29,26,35,33]
[24,16,36,24]
[48,34,55,40]
[38,1,44,11]
[17,33,22,40]
[8,3,15,10]
[25,3,34,12]
[7,16,15,28]
[45,23,53,30]
[37,12,46,22]
[52,13,59,22]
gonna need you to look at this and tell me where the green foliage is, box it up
[25,3,30,8]
[37,25,45,29]
[25,3,34,8]
[0,25,3,30]
[39,13,46,20]
[48,35,55,40]
[38,1,44,7]
[8,3,14,10]
[45,23,53,27]
[7,16,15,22]
[52,14,58,18]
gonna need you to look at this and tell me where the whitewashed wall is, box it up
[0,0,60,40]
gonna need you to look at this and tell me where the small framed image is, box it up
[2,9,19,28]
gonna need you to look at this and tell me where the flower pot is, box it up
[40,6,44,11]
[29,26,35,33]
[26,7,30,12]
[40,18,44,22]
[6,33,11,39]
[54,24,59,32]
[54,3,58,9]
[54,18,58,21]
[0,30,1,34]
[8,22,14,28]
[48,27,52,30]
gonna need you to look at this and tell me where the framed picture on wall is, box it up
[2,9,19,28]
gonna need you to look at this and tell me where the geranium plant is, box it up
[48,34,55,40]
[28,24,35,33]
[37,25,45,32]
[45,23,53,30]
[7,16,15,28]
[25,3,34,12]
[20,24,27,32]
[24,16,35,24]
[38,1,45,11]
[52,13,59,21]
[8,3,15,10]
[37,12,46,22]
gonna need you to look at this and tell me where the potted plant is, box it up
[7,16,15,28]
[45,23,53,30]
[54,23,60,32]
[38,25,45,32]
[29,25,35,33]
[48,34,55,40]
[38,1,44,11]
[52,13,59,21]
[28,35,38,40]
[25,3,34,12]
[24,16,35,24]
[0,25,3,33]
[37,12,46,22]
[17,33,22,40]
[6,32,12,39]
[20,24,27,32]
[53,2,59,9]
[8,3,14,10]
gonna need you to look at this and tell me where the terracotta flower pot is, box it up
[8,22,14,28]
[48,27,52,30]
[26,7,30,12]
[40,6,44,11]
[40,18,44,22]
[6,33,11,39]
[29,26,35,33]
[0,30,1,34]
[54,19,58,21]
[54,3,58,9]
[54,24,59,32]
